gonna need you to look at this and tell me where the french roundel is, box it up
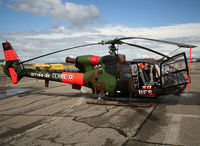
[61,72,84,85]
[68,74,73,80]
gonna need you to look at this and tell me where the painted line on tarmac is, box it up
[62,88,86,113]
[65,97,85,113]
[163,114,182,144]
[5,89,86,143]
[167,113,200,118]
[5,116,62,143]
[163,113,200,145]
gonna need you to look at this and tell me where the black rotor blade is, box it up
[19,42,100,64]
[121,41,170,59]
[118,37,197,48]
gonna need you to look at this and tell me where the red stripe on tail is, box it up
[4,50,18,61]
[8,68,17,84]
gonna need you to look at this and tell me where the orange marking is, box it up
[61,72,84,85]
[4,50,18,61]
[139,63,146,68]
[90,55,99,66]
[142,86,146,90]
[8,68,17,84]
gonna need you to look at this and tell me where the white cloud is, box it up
[0,23,200,63]
[0,0,2,6]
[8,0,54,16]
[18,23,200,41]
[49,2,100,26]
[8,0,100,26]
[96,23,200,38]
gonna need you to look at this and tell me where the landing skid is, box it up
[86,101,154,107]
[87,91,155,107]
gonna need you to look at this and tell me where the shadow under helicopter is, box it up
[103,93,200,106]
[0,88,33,99]
[1,87,199,106]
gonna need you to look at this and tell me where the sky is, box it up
[0,0,200,63]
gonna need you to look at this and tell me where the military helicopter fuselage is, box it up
[2,37,196,99]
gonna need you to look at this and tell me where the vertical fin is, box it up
[2,41,24,84]
[3,41,19,61]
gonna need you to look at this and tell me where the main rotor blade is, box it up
[121,41,170,59]
[19,43,100,64]
[119,37,197,48]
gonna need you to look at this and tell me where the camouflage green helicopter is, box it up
[2,37,196,105]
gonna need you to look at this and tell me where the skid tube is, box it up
[86,101,154,107]
[87,92,155,108]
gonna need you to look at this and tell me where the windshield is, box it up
[161,53,188,88]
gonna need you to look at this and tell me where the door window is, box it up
[160,53,188,88]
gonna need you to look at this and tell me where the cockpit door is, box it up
[160,52,189,88]
[120,63,134,92]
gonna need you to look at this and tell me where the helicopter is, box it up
[1,37,197,106]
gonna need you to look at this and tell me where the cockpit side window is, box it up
[121,63,132,78]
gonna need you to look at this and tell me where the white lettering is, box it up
[62,74,67,79]
[138,90,143,95]
[52,73,68,79]
[148,90,152,94]
[44,73,50,78]
[138,90,153,95]
[52,73,62,79]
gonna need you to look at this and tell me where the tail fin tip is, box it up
[2,41,19,61]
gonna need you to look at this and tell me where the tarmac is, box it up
[0,62,200,146]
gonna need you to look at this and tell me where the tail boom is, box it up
[2,41,85,86]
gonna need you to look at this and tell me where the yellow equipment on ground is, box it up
[33,64,64,70]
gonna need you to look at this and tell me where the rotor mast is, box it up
[109,44,118,56]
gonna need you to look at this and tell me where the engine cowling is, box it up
[65,54,126,73]
[66,55,101,72]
